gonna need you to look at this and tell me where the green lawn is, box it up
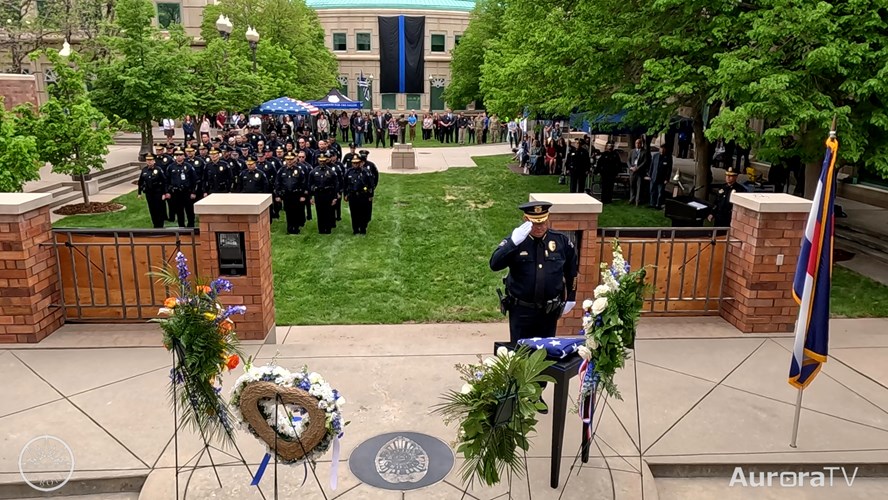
[831,265,888,318]
[53,154,888,323]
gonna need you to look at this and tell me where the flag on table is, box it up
[788,133,839,389]
[517,336,585,359]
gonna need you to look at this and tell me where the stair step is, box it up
[836,227,888,255]
[836,237,888,266]
[836,219,887,242]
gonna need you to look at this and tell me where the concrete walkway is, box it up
[2,318,887,499]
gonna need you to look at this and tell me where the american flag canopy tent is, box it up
[309,88,363,110]
[252,97,319,116]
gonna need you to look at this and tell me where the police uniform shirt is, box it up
[204,159,233,193]
[309,165,339,193]
[156,153,173,175]
[138,165,166,194]
[166,161,197,193]
[713,182,747,225]
[255,160,277,192]
[344,168,374,197]
[364,160,379,189]
[490,230,578,304]
[275,165,306,196]
[238,169,269,194]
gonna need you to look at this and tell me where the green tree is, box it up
[90,0,195,155]
[0,99,42,192]
[443,0,505,109]
[190,38,265,115]
[201,0,337,100]
[707,0,888,194]
[29,49,115,204]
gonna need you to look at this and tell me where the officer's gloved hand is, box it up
[562,301,576,315]
[510,221,533,246]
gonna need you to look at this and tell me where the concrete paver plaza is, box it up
[1,318,887,499]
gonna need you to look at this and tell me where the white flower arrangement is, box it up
[577,241,647,400]
[230,362,346,465]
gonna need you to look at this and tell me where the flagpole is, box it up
[789,388,803,447]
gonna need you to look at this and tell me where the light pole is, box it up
[246,27,260,72]
[366,73,374,108]
[215,15,233,41]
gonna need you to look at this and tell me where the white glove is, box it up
[562,301,576,315]
[510,221,533,246]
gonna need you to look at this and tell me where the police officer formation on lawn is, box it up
[138,136,379,235]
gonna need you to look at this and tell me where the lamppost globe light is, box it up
[59,40,72,57]
[215,14,226,31]
[245,27,260,43]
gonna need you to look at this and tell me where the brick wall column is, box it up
[0,193,64,343]
[529,193,602,336]
[720,193,812,333]
[194,194,276,342]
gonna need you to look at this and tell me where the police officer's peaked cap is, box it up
[358,153,368,161]
[239,144,251,149]
[198,143,208,150]
[285,152,296,160]
[154,143,165,149]
[166,143,176,149]
[358,149,370,157]
[184,146,196,152]
[275,146,284,153]
[351,156,362,163]
[209,148,221,154]
[725,165,741,176]
[348,142,357,149]
[145,153,155,160]
[212,137,222,142]
[519,201,552,223]
[246,157,256,164]
[172,147,185,155]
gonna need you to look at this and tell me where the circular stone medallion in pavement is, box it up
[349,432,454,491]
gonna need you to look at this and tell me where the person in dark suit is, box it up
[596,142,622,204]
[628,139,651,205]
[566,139,591,194]
[649,144,673,209]
[374,111,387,148]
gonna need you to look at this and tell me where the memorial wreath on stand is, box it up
[229,362,346,489]
[577,240,647,410]
[151,252,246,446]
[435,346,553,488]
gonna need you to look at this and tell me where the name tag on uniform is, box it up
[180,173,186,181]
[519,251,528,256]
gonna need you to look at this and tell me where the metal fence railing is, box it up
[597,227,737,315]
[46,228,200,322]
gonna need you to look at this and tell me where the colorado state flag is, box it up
[788,133,838,389]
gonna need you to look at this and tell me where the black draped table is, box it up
[493,341,591,488]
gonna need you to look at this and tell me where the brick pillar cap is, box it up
[194,193,272,215]
[529,193,603,214]
[730,192,812,213]
[0,74,37,82]
[0,193,53,215]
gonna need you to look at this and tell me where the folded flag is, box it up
[517,336,585,359]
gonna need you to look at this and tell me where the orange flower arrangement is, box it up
[219,319,235,333]
[164,297,178,308]
[197,285,212,295]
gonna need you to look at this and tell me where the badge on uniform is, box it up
[255,173,260,179]
[152,169,158,174]
[719,189,725,194]
[549,240,557,252]
[519,251,528,256]
[220,166,224,171]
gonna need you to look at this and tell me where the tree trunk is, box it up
[803,161,820,199]
[79,175,90,205]
[139,121,154,160]
[692,110,710,199]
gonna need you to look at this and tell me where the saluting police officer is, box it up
[709,165,747,226]
[309,151,340,234]
[164,148,199,228]
[275,152,309,234]
[359,150,379,221]
[137,154,167,228]
[490,201,578,413]
[344,155,375,235]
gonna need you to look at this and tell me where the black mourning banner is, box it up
[378,16,426,94]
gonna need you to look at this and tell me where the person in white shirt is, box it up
[162,118,175,140]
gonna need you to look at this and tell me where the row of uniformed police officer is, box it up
[138,142,378,235]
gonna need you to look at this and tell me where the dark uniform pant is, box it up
[569,173,587,194]
[315,191,337,234]
[305,198,313,221]
[283,194,305,234]
[600,173,616,204]
[145,192,166,228]
[348,195,371,234]
[507,304,560,344]
[169,192,195,228]
[376,130,386,148]
[334,194,342,221]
